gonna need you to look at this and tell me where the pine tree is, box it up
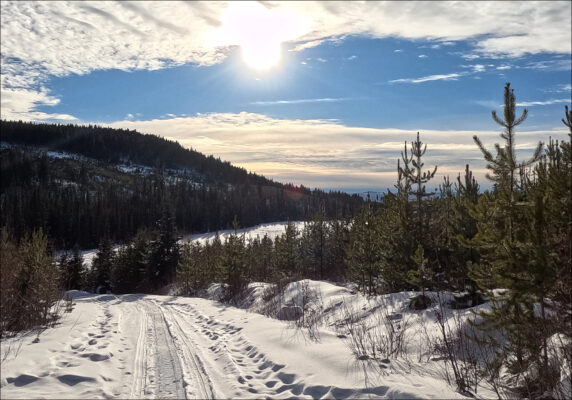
[348,200,383,295]
[468,83,549,393]
[399,132,438,246]
[408,244,432,309]
[377,191,413,292]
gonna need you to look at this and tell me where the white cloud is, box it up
[389,73,463,84]
[496,65,512,70]
[102,112,568,189]
[250,97,349,106]
[418,54,428,58]
[393,49,403,53]
[516,99,571,107]
[347,55,357,60]
[0,87,77,121]
[1,1,570,120]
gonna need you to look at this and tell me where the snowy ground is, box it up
[79,222,306,269]
[182,221,307,246]
[0,281,479,400]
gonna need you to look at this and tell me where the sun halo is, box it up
[221,3,306,72]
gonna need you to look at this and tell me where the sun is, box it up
[221,2,307,71]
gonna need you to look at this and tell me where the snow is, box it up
[79,222,305,269]
[184,221,307,246]
[1,282,482,399]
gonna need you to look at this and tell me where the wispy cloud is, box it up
[389,73,463,84]
[1,1,570,120]
[104,112,568,189]
[476,98,571,108]
[543,83,572,93]
[250,97,350,106]
[418,54,428,58]
[516,99,571,107]
[523,59,571,71]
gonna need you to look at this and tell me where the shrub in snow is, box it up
[276,306,303,321]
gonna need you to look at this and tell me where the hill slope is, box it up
[0,120,363,248]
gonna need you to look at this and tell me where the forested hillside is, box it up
[0,121,363,248]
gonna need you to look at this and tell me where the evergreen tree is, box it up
[63,245,85,290]
[222,217,248,302]
[325,219,350,281]
[399,132,438,246]
[467,83,548,393]
[300,210,329,279]
[148,211,180,289]
[348,200,383,295]
[177,241,204,295]
[274,220,299,277]
[92,238,114,293]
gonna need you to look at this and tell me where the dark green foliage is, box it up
[177,241,205,296]
[148,211,180,289]
[222,218,248,302]
[300,211,328,279]
[407,244,431,305]
[92,238,115,294]
[274,221,300,277]
[60,245,85,291]
[399,131,438,245]
[111,232,150,294]
[348,201,383,295]
[0,120,363,249]
[0,229,62,337]
[247,234,275,282]
[465,84,569,396]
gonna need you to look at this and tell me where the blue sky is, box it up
[1,1,571,191]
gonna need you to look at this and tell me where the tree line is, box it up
[0,147,362,249]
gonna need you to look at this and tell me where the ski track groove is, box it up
[166,302,303,398]
[160,302,216,399]
[146,301,187,399]
[129,301,148,399]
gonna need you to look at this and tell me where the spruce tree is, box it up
[148,210,180,288]
[92,238,114,294]
[222,217,248,302]
[64,245,85,290]
[178,241,204,295]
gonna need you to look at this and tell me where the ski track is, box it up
[3,293,394,399]
[154,299,388,399]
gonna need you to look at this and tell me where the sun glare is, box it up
[222,2,307,71]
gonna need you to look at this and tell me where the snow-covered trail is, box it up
[2,289,465,399]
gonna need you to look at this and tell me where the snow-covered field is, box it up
[1,280,479,399]
[182,221,307,246]
[80,222,306,268]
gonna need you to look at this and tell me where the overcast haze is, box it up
[1,1,570,190]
